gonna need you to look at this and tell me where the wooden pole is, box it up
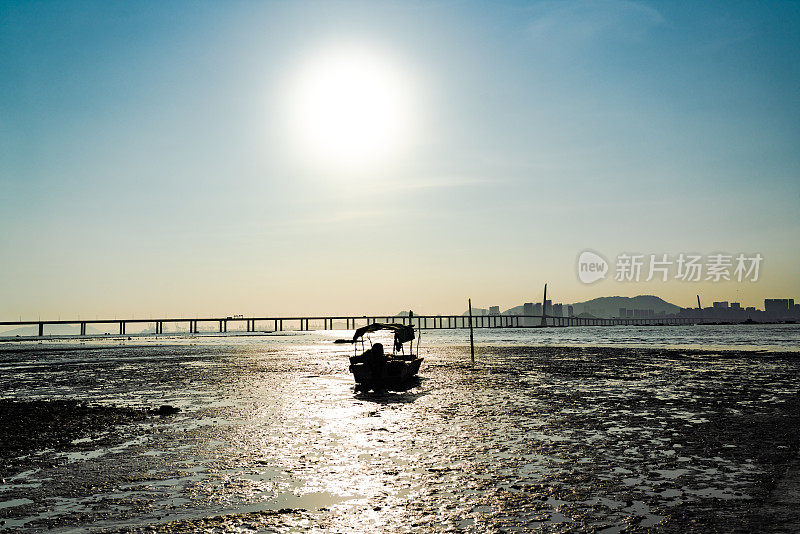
[409,310,414,355]
[468,298,475,366]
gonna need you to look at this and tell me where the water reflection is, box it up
[0,336,798,531]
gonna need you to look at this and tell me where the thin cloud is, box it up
[527,0,665,48]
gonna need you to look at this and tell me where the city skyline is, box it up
[2,290,797,324]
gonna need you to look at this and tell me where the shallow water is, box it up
[0,329,799,532]
[4,322,800,351]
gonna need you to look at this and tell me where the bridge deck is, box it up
[0,314,698,337]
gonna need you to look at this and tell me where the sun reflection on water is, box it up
[0,333,799,531]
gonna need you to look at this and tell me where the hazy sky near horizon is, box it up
[1,0,799,318]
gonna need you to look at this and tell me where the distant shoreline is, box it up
[1,334,798,354]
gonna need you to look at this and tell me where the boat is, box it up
[348,322,423,391]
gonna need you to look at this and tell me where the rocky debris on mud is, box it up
[0,399,179,470]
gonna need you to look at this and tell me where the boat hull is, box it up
[349,357,423,390]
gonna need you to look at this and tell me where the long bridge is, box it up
[0,313,697,338]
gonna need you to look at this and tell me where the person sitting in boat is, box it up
[367,342,387,379]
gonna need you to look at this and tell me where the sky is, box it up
[1,0,799,319]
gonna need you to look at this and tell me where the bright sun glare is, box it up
[288,45,413,172]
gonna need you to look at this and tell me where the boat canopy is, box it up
[352,323,415,347]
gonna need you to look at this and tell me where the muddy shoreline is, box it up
[1,343,799,532]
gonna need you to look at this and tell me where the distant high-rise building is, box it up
[765,299,790,315]
[552,303,563,317]
[567,305,574,317]
[619,308,627,317]
[544,300,552,315]
[730,302,742,310]
[534,303,542,315]
[522,302,535,326]
[713,301,729,309]
[489,306,500,316]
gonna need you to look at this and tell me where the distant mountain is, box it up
[460,308,489,316]
[570,295,680,318]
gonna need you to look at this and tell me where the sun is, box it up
[287,45,413,172]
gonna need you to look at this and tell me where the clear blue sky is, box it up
[1,1,798,318]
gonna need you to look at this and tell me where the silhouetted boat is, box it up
[348,323,422,391]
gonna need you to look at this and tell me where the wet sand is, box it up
[1,341,799,532]
[0,400,154,469]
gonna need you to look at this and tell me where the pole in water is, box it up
[409,310,414,354]
[468,298,475,365]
